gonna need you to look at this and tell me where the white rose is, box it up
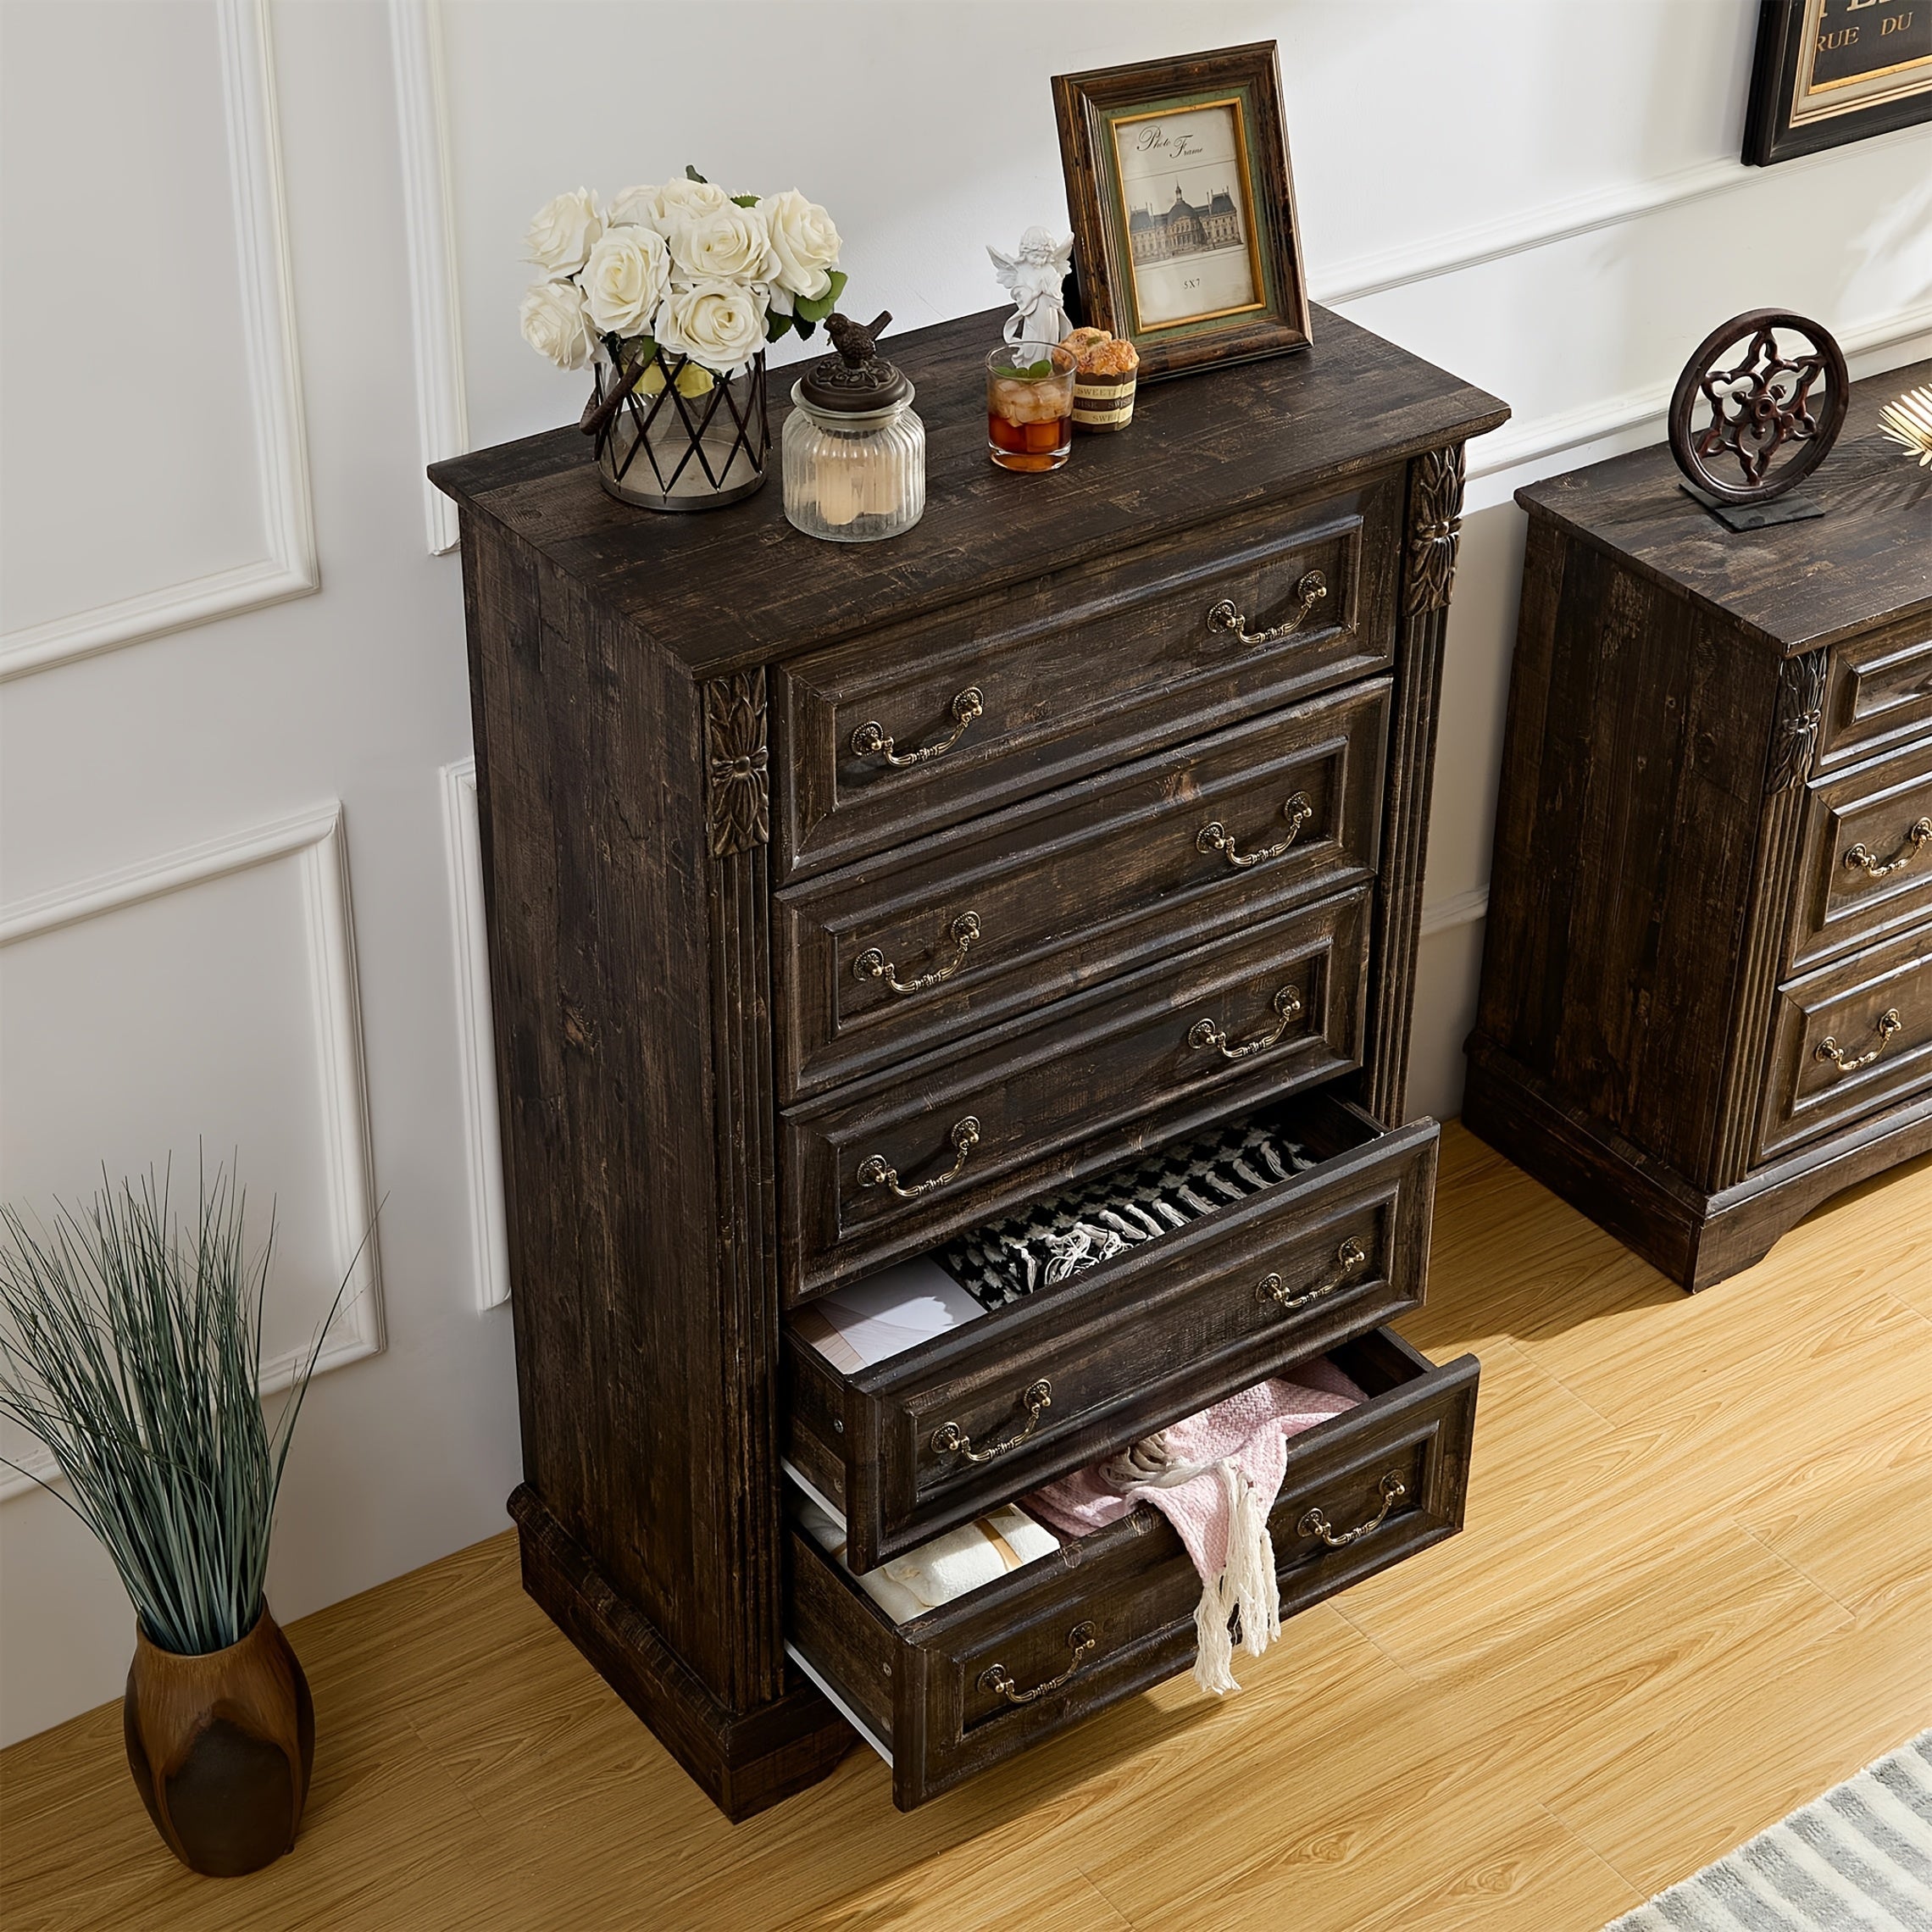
[519,278,595,370]
[603,184,660,230]
[523,187,603,275]
[581,225,670,338]
[609,178,730,240]
[759,190,841,301]
[672,204,780,284]
[658,278,769,374]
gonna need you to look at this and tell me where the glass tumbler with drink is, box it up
[985,341,1077,472]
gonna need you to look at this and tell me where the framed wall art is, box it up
[1745,0,1932,164]
[1052,42,1311,380]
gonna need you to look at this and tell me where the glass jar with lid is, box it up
[782,311,925,543]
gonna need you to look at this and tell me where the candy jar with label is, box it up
[782,311,925,543]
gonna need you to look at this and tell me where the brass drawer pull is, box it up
[931,1378,1052,1463]
[857,1115,980,1199]
[1299,1473,1407,1550]
[1261,1236,1368,1313]
[1196,791,1313,869]
[851,687,984,769]
[1845,816,1932,879]
[1815,1007,1902,1074]
[1207,570,1329,647]
[1189,984,1304,1061]
[980,1621,1096,1704]
[855,913,982,996]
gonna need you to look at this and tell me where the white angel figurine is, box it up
[988,227,1074,345]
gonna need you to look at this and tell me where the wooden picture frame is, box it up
[1053,42,1312,380]
[1745,0,1932,164]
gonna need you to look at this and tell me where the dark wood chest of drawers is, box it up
[433,307,1507,1818]
[1467,359,1932,1291]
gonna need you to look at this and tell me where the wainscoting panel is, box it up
[0,0,314,680]
[441,759,508,1310]
[390,0,468,557]
[0,806,384,1500]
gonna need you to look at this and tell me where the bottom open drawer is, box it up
[784,1327,1478,1811]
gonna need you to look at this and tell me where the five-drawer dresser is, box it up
[1467,358,1932,1291]
[432,305,1509,1817]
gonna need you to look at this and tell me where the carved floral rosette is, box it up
[706,670,769,857]
[1405,445,1467,615]
[1768,652,1827,794]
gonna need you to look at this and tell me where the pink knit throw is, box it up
[1027,1360,1366,1694]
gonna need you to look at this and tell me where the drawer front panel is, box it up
[1788,740,1932,974]
[786,1329,1479,1811]
[1757,924,1932,1163]
[1816,621,1932,773]
[785,1096,1437,1571]
[780,889,1372,1300]
[776,680,1390,1101]
[776,476,1402,880]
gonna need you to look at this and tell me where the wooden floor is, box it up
[4,1124,1929,1932]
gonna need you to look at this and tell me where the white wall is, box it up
[3,0,1928,1744]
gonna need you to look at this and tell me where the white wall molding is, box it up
[1312,125,1931,310]
[1464,297,1932,513]
[0,0,316,683]
[0,804,386,1502]
[440,759,509,1309]
[391,0,469,556]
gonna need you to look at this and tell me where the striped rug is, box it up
[1608,1730,1932,1930]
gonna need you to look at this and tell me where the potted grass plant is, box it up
[0,1164,348,1877]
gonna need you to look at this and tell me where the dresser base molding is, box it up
[1463,1041,1932,1291]
[508,1485,855,1821]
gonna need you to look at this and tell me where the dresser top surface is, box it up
[431,304,1507,679]
[1517,358,1932,658]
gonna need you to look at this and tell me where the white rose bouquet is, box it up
[518,164,844,386]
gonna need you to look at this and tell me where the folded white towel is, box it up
[880,1507,1059,1609]
[795,1496,1058,1624]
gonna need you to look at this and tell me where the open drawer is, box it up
[782,1091,1437,1573]
[785,1327,1479,1812]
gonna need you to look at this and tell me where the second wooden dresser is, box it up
[1467,359,1932,1290]
[434,306,1508,1817]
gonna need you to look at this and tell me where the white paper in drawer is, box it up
[791,1257,983,1372]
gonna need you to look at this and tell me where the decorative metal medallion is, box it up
[1667,310,1848,506]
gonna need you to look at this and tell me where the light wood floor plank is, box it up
[1062,1518,1845,1929]
[3,1124,1926,1932]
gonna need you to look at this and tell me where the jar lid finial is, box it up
[798,310,913,413]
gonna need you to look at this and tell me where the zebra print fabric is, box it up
[1607,1730,1932,1930]
[936,1121,1317,1311]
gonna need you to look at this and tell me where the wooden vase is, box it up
[123,1606,314,1876]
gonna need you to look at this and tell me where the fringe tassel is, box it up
[1188,1460,1282,1696]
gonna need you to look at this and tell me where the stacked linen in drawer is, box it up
[794,1496,1059,1624]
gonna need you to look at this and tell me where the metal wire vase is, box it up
[582,343,769,512]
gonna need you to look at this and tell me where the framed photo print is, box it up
[1052,43,1311,380]
[1745,0,1932,164]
